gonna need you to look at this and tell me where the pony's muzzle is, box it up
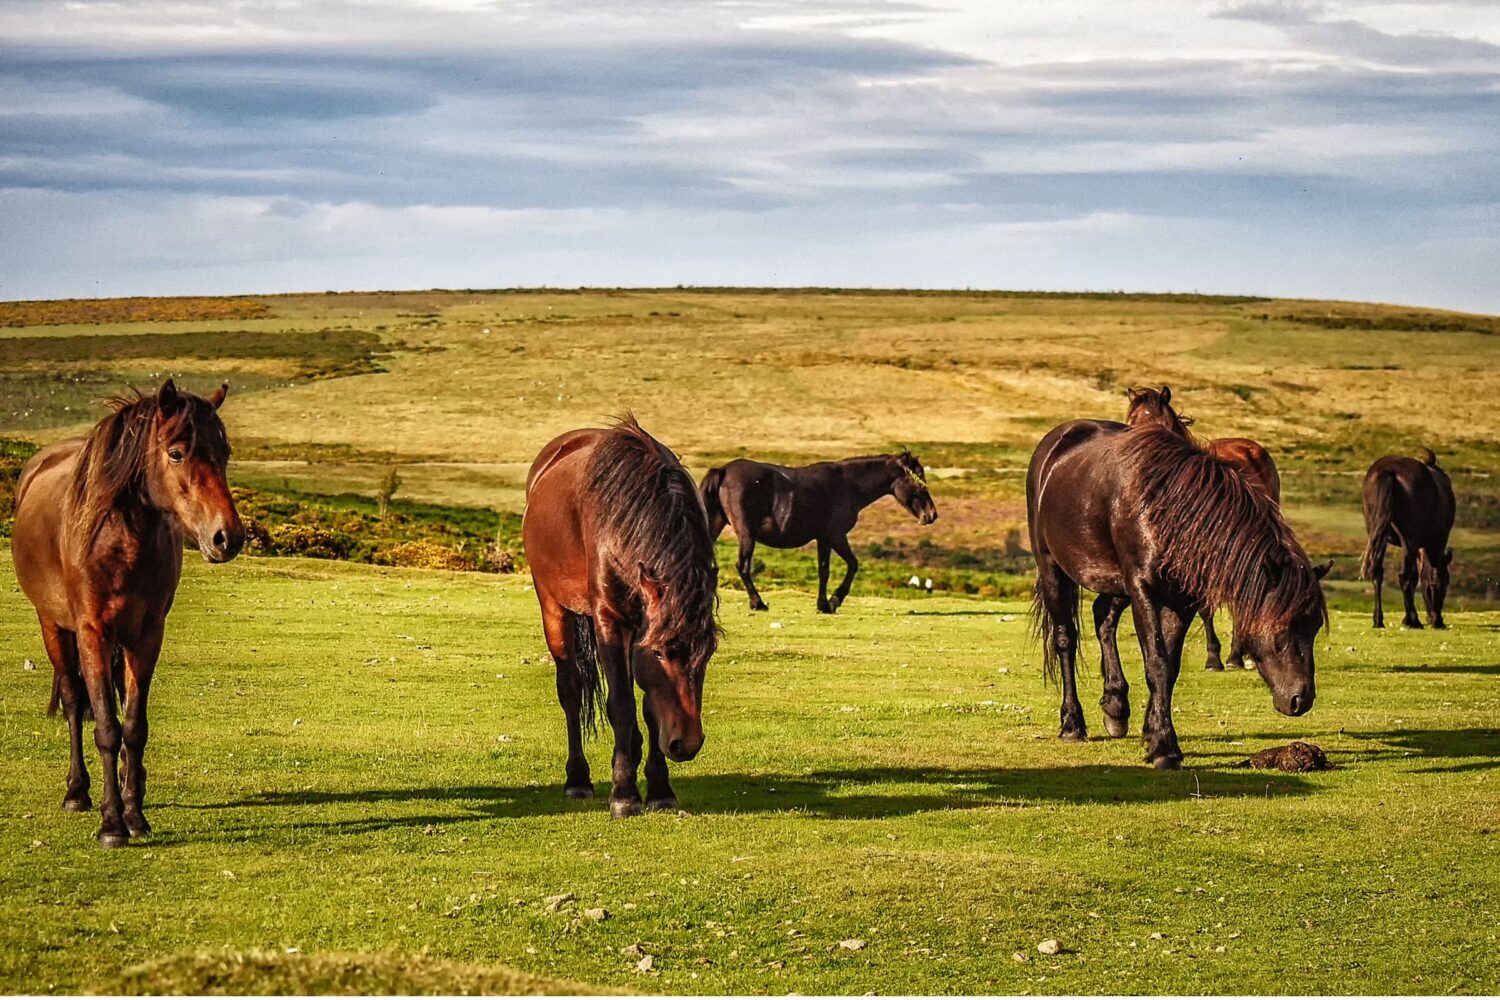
[664,732,703,763]
[202,520,245,563]
[1276,684,1314,717]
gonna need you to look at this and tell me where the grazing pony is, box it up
[1122,385,1283,669]
[523,416,720,818]
[1027,417,1327,768]
[11,380,244,847]
[1362,451,1455,629]
[699,452,937,613]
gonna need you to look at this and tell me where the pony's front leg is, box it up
[597,621,644,819]
[1128,593,1186,770]
[1201,609,1225,671]
[119,630,161,839]
[816,539,834,613]
[39,620,90,811]
[641,701,677,811]
[76,624,129,848]
[828,535,859,613]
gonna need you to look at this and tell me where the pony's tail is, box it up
[1030,575,1077,686]
[700,466,728,540]
[571,613,607,737]
[1421,447,1439,468]
[1362,471,1397,581]
[47,671,61,717]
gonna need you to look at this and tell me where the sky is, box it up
[1,0,1497,311]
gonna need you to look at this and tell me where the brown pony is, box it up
[522,416,720,818]
[1123,385,1283,669]
[1362,450,1455,629]
[10,380,244,847]
[1027,415,1327,768]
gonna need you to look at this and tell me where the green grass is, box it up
[1,552,1497,995]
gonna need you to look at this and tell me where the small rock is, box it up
[23,659,36,671]
[584,907,609,921]
[1012,951,1029,963]
[637,955,654,973]
[423,824,441,836]
[839,938,867,951]
[1214,945,1227,954]
[770,622,784,629]
[620,943,644,958]
[1148,932,1166,941]
[543,892,575,912]
[292,718,303,727]
[1037,939,1062,955]
[769,960,785,970]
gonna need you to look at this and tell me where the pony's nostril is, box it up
[668,738,686,759]
[213,529,227,551]
[1289,693,1305,715]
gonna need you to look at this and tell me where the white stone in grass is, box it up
[584,907,609,921]
[839,938,867,951]
[23,659,36,671]
[1037,939,1062,955]
[637,955,654,973]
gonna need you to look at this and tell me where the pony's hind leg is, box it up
[1036,562,1086,741]
[542,602,594,798]
[640,700,677,811]
[1201,609,1225,671]
[1369,541,1386,628]
[735,536,769,612]
[816,539,834,613]
[1092,595,1130,738]
[1398,546,1423,629]
[39,619,90,812]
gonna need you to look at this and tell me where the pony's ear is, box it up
[1443,549,1454,567]
[1160,385,1171,405]
[1125,386,1140,400]
[1313,560,1333,580]
[208,382,229,410]
[157,378,181,413]
[639,562,668,606]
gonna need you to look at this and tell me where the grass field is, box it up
[1,289,1498,994]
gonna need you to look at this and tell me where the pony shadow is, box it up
[1389,662,1500,676]
[183,762,1317,839]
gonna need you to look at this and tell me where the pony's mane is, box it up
[1122,429,1326,631]
[70,388,226,541]
[1126,387,1195,440]
[583,415,720,669]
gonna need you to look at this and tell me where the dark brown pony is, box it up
[10,380,244,847]
[699,452,937,613]
[1027,416,1327,768]
[522,416,720,818]
[1123,385,1283,669]
[1362,451,1455,629]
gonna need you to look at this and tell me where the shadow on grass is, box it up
[1203,726,1500,774]
[178,762,1318,840]
[1389,662,1500,676]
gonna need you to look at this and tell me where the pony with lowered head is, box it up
[523,416,720,818]
[10,380,244,847]
[1027,415,1327,769]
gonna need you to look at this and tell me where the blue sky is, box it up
[2,1,1497,311]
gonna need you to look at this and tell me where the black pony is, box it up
[1362,450,1455,629]
[700,452,937,613]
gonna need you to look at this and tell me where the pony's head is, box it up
[1235,559,1331,716]
[1125,385,1191,437]
[890,450,938,525]
[1420,548,1453,626]
[76,380,244,562]
[635,560,718,761]
[144,380,244,563]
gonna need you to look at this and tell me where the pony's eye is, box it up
[168,448,185,464]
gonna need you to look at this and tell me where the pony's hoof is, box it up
[1431,621,1448,630]
[564,785,594,800]
[609,798,643,820]
[1371,621,1384,629]
[1103,717,1129,739]
[1204,660,1225,672]
[63,796,92,813]
[1149,754,1183,771]
[816,604,835,615]
[125,816,152,838]
[749,601,768,612]
[645,797,679,812]
[97,830,131,849]
[1058,728,1088,743]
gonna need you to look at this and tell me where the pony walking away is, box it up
[1122,386,1283,669]
[522,416,721,818]
[10,380,244,847]
[1362,451,1455,629]
[699,451,937,613]
[1027,412,1328,769]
